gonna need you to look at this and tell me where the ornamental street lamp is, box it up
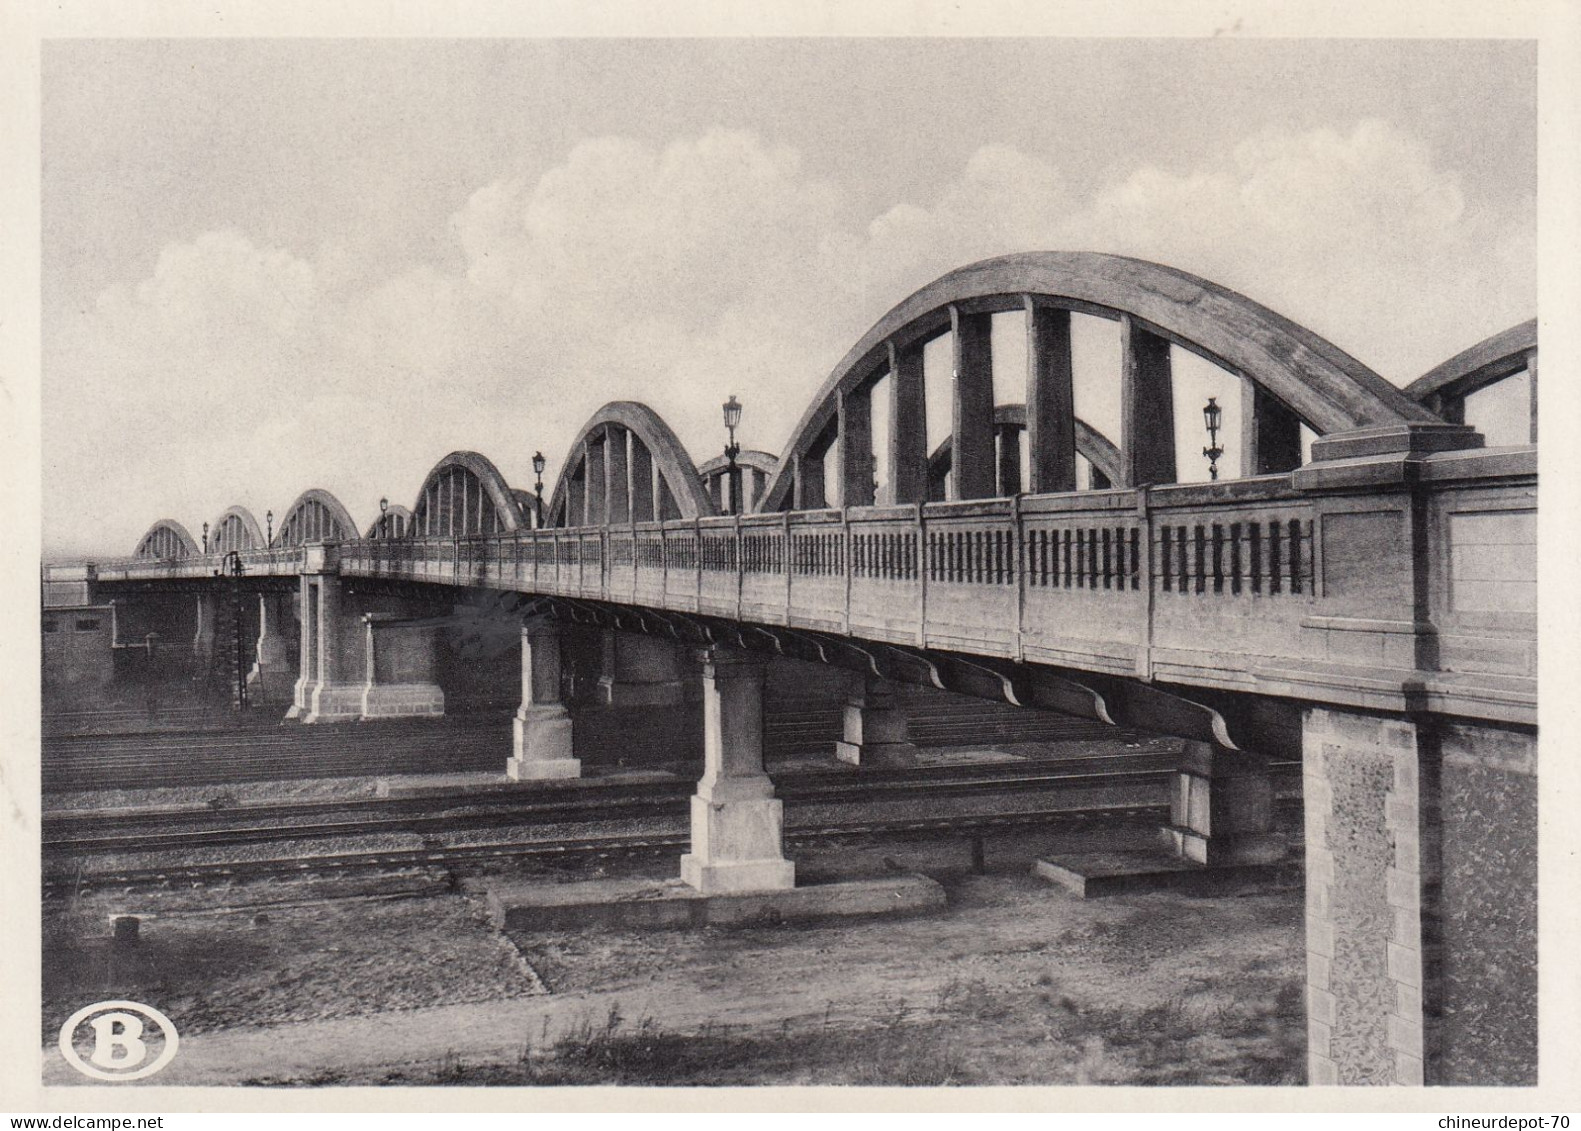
[379,496,390,538]
[722,395,743,514]
[1202,397,1225,482]
[201,521,210,554]
[213,549,248,710]
[265,509,274,546]
[532,451,547,527]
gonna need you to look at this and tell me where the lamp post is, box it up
[379,496,390,538]
[201,521,210,554]
[532,451,547,528]
[722,395,743,514]
[213,549,247,710]
[265,509,274,547]
[1202,397,1225,481]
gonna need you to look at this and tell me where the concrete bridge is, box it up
[45,252,1538,1087]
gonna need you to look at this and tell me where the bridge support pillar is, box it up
[508,622,580,780]
[680,648,795,894]
[247,593,296,703]
[1161,743,1283,866]
[598,628,686,707]
[192,593,217,667]
[359,614,445,720]
[287,552,365,723]
[1301,707,1536,1086]
[835,679,918,767]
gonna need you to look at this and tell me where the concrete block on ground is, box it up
[1033,848,1302,899]
[487,873,947,932]
[376,768,679,799]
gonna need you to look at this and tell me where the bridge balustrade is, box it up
[328,478,1333,686]
[78,447,1534,718]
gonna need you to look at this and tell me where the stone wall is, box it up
[1304,707,1538,1086]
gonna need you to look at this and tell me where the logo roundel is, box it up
[58,1000,180,1081]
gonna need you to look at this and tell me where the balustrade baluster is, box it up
[1289,519,1305,594]
[1268,520,1283,595]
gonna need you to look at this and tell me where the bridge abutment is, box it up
[1302,707,1536,1086]
[680,647,795,894]
[508,621,580,780]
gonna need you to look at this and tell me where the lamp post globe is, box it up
[1201,396,1225,481]
[532,451,547,527]
[721,396,743,514]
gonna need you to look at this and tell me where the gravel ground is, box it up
[41,823,1305,1087]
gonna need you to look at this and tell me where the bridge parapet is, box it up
[57,447,1534,726]
[326,446,1534,725]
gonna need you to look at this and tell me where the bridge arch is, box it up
[275,489,359,547]
[928,405,1124,497]
[547,402,715,526]
[365,503,413,540]
[760,251,1440,511]
[207,506,265,554]
[1407,318,1537,443]
[698,449,778,514]
[410,451,526,537]
[134,518,199,560]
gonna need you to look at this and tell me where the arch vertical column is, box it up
[1026,299,1077,494]
[996,423,1022,496]
[950,304,996,500]
[1120,314,1177,487]
[839,384,875,508]
[1241,380,1304,476]
[583,438,606,526]
[793,447,827,510]
[886,340,928,505]
[605,426,631,524]
[566,468,586,528]
[629,435,655,522]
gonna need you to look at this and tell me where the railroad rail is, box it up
[45,801,1260,893]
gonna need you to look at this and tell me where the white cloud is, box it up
[44,121,1534,557]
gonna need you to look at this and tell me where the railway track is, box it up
[43,802,1192,893]
[43,750,1256,855]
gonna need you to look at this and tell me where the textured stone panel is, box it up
[1323,740,1399,1084]
[1436,724,1538,1084]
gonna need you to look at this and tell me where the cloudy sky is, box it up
[41,38,1535,557]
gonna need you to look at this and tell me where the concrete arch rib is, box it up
[548,401,716,526]
[1406,318,1537,417]
[927,405,1123,490]
[364,503,413,540]
[761,251,1434,512]
[207,506,265,554]
[275,488,359,547]
[134,518,199,559]
[409,451,527,537]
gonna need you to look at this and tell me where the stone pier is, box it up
[507,621,580,780]
[679,648,795,894]
[359,613,445,719]
[1161,742,1283,866]
[246,592,297,703]
[834,678,918,766]
[598,628,686,707]
[1302,707,1537,1086]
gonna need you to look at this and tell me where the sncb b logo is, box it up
[58,1001,179,1081]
